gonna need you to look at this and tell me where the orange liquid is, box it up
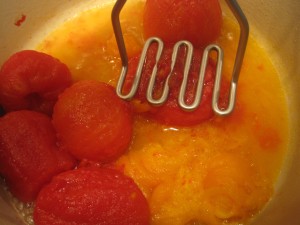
[37,1,289,224]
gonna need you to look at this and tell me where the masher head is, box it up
[112,0,249,116]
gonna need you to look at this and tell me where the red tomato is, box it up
[125,45,229,126]
[34,167,150,225]
[143,0,222,47]
[0,50,72,115]
[52,80,133,163]
[0,106,4,117]
[0,110,76,202]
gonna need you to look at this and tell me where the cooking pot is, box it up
[0,0,299,224]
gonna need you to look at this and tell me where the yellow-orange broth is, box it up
[36,1,289,225]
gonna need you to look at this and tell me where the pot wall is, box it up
[0,0,299,224]
[240,1,300,224]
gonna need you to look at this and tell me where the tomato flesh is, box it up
[143,0,222,47]
[52,80,134,162]
[34,167,150,225]
[0,110,76,202]
[0,50,72,115]
[125,45,229,126]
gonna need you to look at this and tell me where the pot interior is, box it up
[0,0,299,224]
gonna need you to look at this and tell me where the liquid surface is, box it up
[34,1,289,225]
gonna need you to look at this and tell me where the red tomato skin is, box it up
[143,0,222,48]
[0,50,72,115]
[0,110,76,202]
[52,80,134,163]
[34,167,150,225]
[125,45,228,126]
